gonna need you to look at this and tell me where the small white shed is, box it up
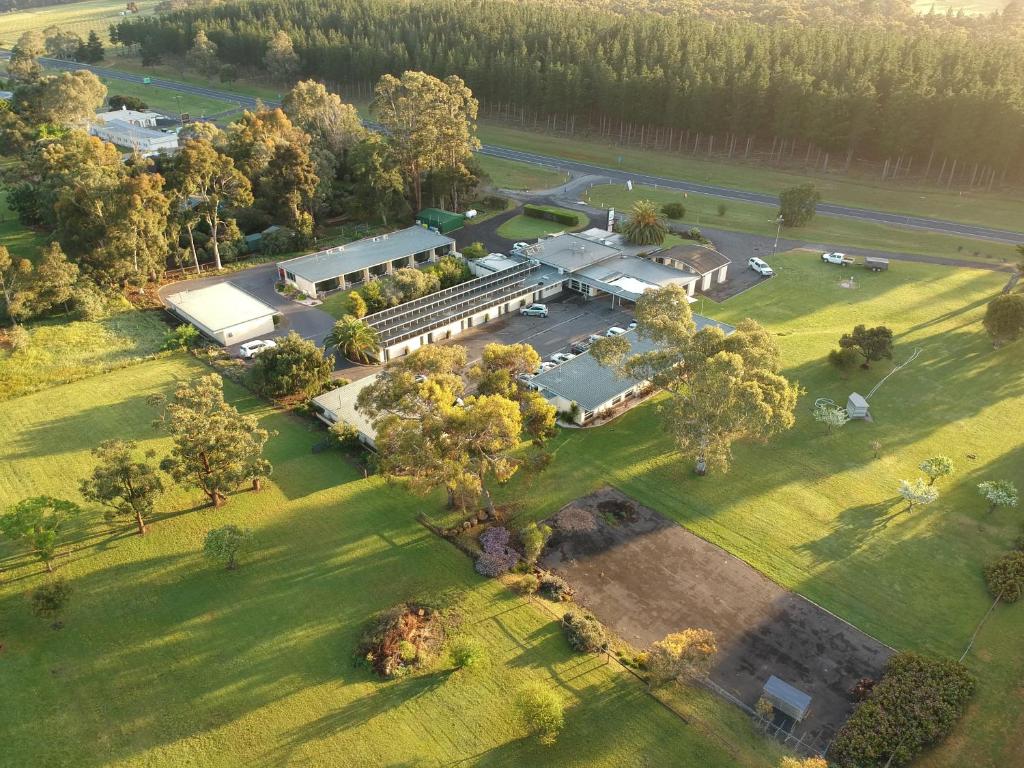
[847,392,869,419]
[165,282,278,345]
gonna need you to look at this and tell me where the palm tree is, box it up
[325,315,380,363]
[622,200,667,246]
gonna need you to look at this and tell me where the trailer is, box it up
[864,257,889,272]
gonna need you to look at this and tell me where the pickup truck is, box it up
[821,252,854,265]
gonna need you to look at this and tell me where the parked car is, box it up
[570,340,592,354]
[520,303,549,317]
[239,339,277,359]
[536,361,557,373]
[821,251,851,265]
[550,352,576,364]
[748,257,774,276]
[512,241,530,253]
[587,334,603,344]
[606,326,627,337]
[628,320,638,330]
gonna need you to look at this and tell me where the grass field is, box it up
[0,0,162,47]
[453,252,1021,767]
[497,206,585,240]
[0,309,169,399]
[477,155,569,192]
[0,355,780,767]
[913,0,1007,12]
[99,77,237,120]
[477,123,1024,233]
[0,182,46,262]
[586,183,1021,264]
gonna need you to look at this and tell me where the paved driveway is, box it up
[158,263,339,363]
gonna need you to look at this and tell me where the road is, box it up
[8,51,1024,246]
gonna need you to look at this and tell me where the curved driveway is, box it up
[10,50,1022,246]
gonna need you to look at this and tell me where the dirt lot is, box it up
[540,488,893,747]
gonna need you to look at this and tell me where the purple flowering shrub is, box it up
[475,526,519,576]
[479,526,511,553]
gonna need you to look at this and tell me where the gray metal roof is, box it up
[278,226,455,283]
[656,243,731,274]
[530,316,735,411]
[531,233,621,272]
[576,255,698,300]
[763,675,812,721]
[312,374,380,445]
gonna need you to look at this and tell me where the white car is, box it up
[550,352,576,365]
[536,362,557,373]
[512,241,530,253]
[606,326,627,337]
[821,251,848,264]
[748,257,774,276]
[520,303,549,318]
[239,339,277,359]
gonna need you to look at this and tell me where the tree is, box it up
[469,342,553,438]
[983,294,1024,347]
[838,324,893,368]
[622,199,667,245]
[25,242,79,316]
[348,290,368,318]
[153,373,272,506]
[389,266,440,302]
[592,287,798,475]
[514,683,565,746]
[0,496,81,572]
[8,31,45,84]
[348,133,409,226]
[779,183,821,227]
[24,71,107,128]
[919,456,954,486]
[461,241,487,260]
[430,254,471,289]
[44,27,83,60]
[31,578,72,628]
[984,551,1024,602]
[0,245,34,326]
[898,478,939,513]
[646,628,718,688]
[171,138,253,270]
[203,525,255,570]
[78,31,105,64]
[814,402,849,433]
[98,170,173,285]
[80,439,164,535]
[264,30,299,82]
[260,140,318,236]
[189,30,220,77]
[372,71,481,212]
[977,480,1018,513]
[325,315,379,363]
[282,79,366,158]
[520,521,552,566]
[248,330,334,398]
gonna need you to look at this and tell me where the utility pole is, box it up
[772,214,784,261]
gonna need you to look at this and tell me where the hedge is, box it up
[523,204,579,226]
[830,653,975,767]
[984,550,1024,602]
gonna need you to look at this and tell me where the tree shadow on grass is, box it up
[795,496,906,567]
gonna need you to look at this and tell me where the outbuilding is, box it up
[416,208,465,234]
[164,282,278,345]
[311,374,380,449]
[651,243,731,291]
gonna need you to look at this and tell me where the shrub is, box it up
[449,636,487,669]
[827,347,859,371]
[261,227,299,256]
[716,202,727,217]
[519,521,552,565]
[513,573,540,595]
[562,612,608,653]
[461,241,488,260]
[538,572,573,601]
[479,526,511,553]
[162,323,201,351]
[358,602,446,678]
[984,551,1024,602]
[248,331,334,398]
[682,227,708,243]
[779,183,821,227]
[646,628,718,687]
[514,683,565,746]
[203,525,255,570]
[72,283,115,321]
[523,204,579,227]
[329,420,362,449]
[348,291,368,318]
[480,194,508,210]
[983,293,1024,347]
[661,202,685,219]
[474,548,519,577]
[830,653,975,768]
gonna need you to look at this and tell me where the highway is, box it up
[9,52,1024,246]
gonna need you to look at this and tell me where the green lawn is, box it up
[497,206,585,240]
[99,77,237,121]
[468,252,1022,767]
[586,183,1021,265]
[0,182,46,263]
[0,309,169,400]
[477,122,1024,233]
[0,0,162,47]
[477,155,569,192]
[0,355,776,767]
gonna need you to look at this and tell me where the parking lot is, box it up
[442,292,634,365]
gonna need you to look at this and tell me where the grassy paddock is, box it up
[477,155,569,192]
[497,205,585,240]
[477,122,1024,232]
[0,309,169,399]
[474,252,1022,767]
[0,355,774,767]
[99,77,236,120]
[587,183,1020,264]
[0,182,46,262]
[0,0,162,47]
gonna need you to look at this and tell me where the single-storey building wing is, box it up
[89,121,179,152]
[276,226,456,297]
[531,315,735,424]
[311,374,380,449]
[164,282,278,345]
[651,244,731,291]
[96,106,165,127]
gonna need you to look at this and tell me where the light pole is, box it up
[772,214,784,260]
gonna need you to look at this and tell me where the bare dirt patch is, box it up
[541,487,893,746]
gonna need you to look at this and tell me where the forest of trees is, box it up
[110,0,1024,184]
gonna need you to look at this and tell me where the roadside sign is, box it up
[626,179,633,191]
[607,208,615,233]
[180,113,191,124]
